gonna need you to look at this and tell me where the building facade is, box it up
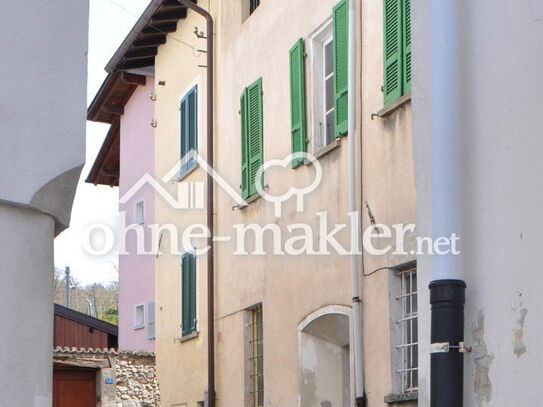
[98,0,418,406]
[87,72,157,352]
[0,1,89,405]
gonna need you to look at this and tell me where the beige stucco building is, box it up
[104,0,417,406]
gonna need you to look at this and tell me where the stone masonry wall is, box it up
[116,352,161,407]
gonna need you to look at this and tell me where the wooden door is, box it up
[53,368,96,407]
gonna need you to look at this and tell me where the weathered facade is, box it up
[413,1,543,406]
[146,0,415,406]
[96,0,417,405]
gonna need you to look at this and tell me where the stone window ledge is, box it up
[175,160,199,182]
[384,391,418,404]
[174,331,199,343]
[375,92,412,119]
[305,138,342,165]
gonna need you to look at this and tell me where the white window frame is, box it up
[134,303,145,330]
[309,19,335,153]
[390,264,418,393]
[134,199,145,224]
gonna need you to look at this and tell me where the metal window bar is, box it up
[395,268,418,392]
[249,306,263,407]
[249,0,261,14]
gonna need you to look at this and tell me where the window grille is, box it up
[395,267,418,392]
[249,305,264,407]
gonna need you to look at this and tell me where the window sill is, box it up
[233,192,262,210]
[176,161,199,182]
[174,331,199,343]
[384,391,418,404]
[375,92,411,119]
[305,138,342,165]
[133,325,144,331]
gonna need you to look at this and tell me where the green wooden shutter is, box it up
[402,0,411,94]
[180,97,188,159]
[181,254,190,336]
[240,90,250,199]
[181,253,197,336]
[247,78,263,197]
[188,86,198,152]
[289,38,307,168]
[333,0,348,138]
[383,0,402,105]
[188,253,197,333]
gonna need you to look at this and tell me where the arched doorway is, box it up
[298,306,352,407]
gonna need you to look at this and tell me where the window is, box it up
[310,22,335,151]
[181,252,197,337]
[134,200,144,224]
[383,0,411,105]
[147,302,156,339]
[240,78,263,199]
[180,85,198,177]
[394,266,418,392]
[249,305,263,407]
[306,0,348,154]
[249,0,260,14]
[134,304,145,330]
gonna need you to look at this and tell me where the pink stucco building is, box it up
[87,72,155,352]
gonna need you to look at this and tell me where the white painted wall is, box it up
[0,0,89,231]
[0,204,55,406]
[413,1,543,405]
[0,1,88,405]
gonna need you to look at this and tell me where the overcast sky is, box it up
[54,0,151,286]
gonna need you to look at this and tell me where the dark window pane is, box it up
[325,41,333,76]
[325,77,334,112]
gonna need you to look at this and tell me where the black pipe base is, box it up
[355,394,366,407]
[430,279,466,407]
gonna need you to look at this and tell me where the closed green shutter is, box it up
[181,253,197,336]
[383,0,402,105]
[289,38,307,168]
[180,86,198,175]
[246,78,264,197]
[333,0,348,138]
[402,0,411,94]
[188,253,197,333]
[240,90,249,199]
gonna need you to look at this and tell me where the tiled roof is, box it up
[53,347,155,357]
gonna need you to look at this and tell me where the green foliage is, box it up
[100,307,119,325]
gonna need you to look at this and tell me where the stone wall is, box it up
[116,352,160,407]
[53,347,160,407]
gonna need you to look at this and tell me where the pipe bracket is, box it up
[431,341,471,353]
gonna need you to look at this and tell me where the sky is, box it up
[54,0,151,286]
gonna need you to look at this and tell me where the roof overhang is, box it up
[105,0,195,73]
[87,0,194,186]
[86,71,147,186]
[54,303,119,337]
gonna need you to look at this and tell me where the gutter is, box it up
[347,0,365,405]
[176,2,216,407]
[428,1,466,406]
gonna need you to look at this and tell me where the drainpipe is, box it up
[347,0,365,405]
[176,2,215,406]
[429,1,466,406]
